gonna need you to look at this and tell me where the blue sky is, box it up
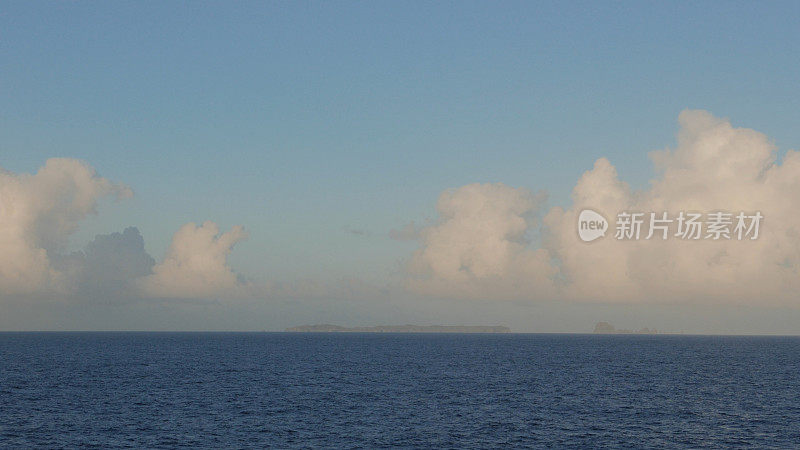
[3,2,800,331]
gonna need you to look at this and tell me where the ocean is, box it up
[1,332,798,448]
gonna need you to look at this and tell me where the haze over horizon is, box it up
[4,2,800,334]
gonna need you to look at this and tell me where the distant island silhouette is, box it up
[593,322,659,334]
[285,324,511,333]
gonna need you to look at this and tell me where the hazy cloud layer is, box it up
[344,226,371,237]
[389,222,420,241]
[409,110,800,305]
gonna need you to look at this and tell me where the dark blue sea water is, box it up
[1,333,799,448]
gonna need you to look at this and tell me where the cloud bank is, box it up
[0,159,250,303]
[4,109,800,311]
[408,110,800,305]
[0,158,131,295]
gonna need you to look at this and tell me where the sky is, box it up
[3,1,800,333]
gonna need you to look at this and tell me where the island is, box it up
[593,322,658,334]
[285,324,511,333]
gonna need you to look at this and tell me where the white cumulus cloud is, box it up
[406,183,556,300]
[0,158,130,296]
[138,221,251,299]
[0,159,254,303]
[408,110,800,305]
[544,110,800,304]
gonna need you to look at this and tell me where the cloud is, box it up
[138,221,251,299]
[74,227,156,301]
[0,159,254,304]
[544,109,800,304]
[5,109,799,313]
[406,183,556,300]
[389,221,420,241]
[408,110,800,305]
[344,226,371,237]
[0,158,131,296]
